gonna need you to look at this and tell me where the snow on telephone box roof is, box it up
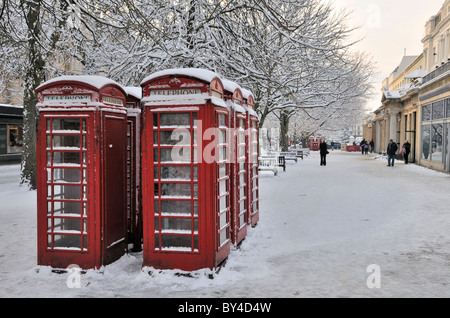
[222,78,246,114]
[140,68,224,86]
[36,75,128,114]
[37,75,126,92]
[140,68,229,109]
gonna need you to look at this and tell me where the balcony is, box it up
[422,60,450,85]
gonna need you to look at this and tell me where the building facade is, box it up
[364,0,450,172]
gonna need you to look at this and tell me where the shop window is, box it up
[446,99,450,118]
[422,104,431,121]
[431,123,444,163]
[432,100,444,120]
[422,125,431,160]
[7,125,23,154]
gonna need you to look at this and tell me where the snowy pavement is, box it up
[1,151,450,298]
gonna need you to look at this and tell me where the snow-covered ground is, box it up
[1,151,450,298]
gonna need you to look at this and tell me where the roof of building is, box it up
[391,55,420,79]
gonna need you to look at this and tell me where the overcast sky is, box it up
[331,0,444,111]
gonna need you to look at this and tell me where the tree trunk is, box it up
[20,0,45,190]
[279,111,290,151]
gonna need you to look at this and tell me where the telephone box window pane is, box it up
[193,219,198,232]
[154,218,159,231]
[194,236,198,250]
[161,200,191,215]
[219,130,226,144]
[161,165,191,180]
[218,114,226,127]
[53,235,82,249]
[52,152,81,165]
[193,167,198,181]
[53,218,82,232]
[219,212,227,228]
[154,166,159,180]
[53,118,81,132]
[53,169,82,183]
[193,201,198,216]
[161,183,191,197]
[161,147,190,162]
[154,201,160,215]
[219,164,226,178]
[53,201,81,215]
[219,196,227,212]
[153,149,159,162]
[53,185,82,200]
[154,183,159,197]
[160,130,191,145]
[161,218,192,232]
[53,135,81,148]
[161,235,191,250]
[193,113,198,128]
[153,132,158,145]
[219,180,227,196]
[160,113,190,127]
[219,230,227,246]
[240,214,245,226]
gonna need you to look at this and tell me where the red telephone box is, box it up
[223,79,248,246]
[125,87,142,252]
[36,75,128,269]
[140,68,231,270]
[242,89,259,227]
[309,136,323,151]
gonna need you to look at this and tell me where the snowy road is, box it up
[1,151,450,298]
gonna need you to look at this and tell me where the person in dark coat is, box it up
[387,139,398,167]
[319,140,328,166]
[402,140,411,164]
[369,139,375,153]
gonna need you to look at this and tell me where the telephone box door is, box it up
[102,115,127,264]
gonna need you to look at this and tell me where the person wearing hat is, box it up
[386,139,398,167]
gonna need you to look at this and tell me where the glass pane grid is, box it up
[45,117,88,252]
[153,112,199,253]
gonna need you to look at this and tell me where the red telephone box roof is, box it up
[222,79,246,114]
[37,75,126,93]
[140,68,229,109]
[125,87,142,100]
[140,68,223,86]
[241,88,258,118]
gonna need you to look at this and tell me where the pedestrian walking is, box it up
[319,140,328,166]
[360,139,366,155]
[402,140,411,164]
[387,139,398,167]
[364,142,369,154]
[369,139,374,153]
